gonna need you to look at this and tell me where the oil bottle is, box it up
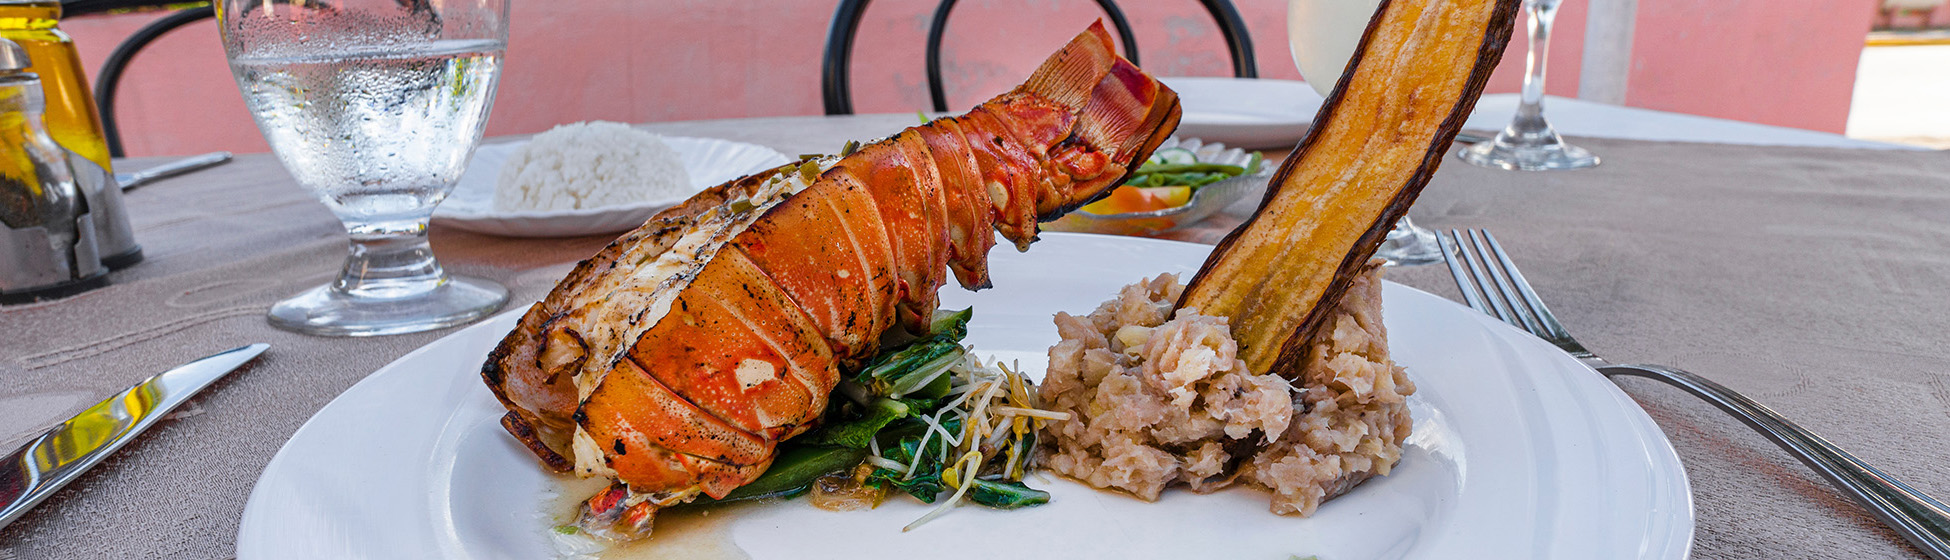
[0,36,105,300]
[0,0,138,267]
[0,0,109,171]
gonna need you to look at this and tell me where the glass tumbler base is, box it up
[267,274,509,337]
[1374,218,1445,266]
[1456,135,1600,171]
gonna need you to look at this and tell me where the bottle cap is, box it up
[0,37,29,72]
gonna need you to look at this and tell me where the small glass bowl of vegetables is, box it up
[1045,137,1268,236]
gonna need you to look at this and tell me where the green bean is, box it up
[1134,162,1246,175]
[1184,174,1229,187]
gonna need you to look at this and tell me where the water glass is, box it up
[219,0,511,336]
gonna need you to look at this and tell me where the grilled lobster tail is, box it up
[481,22,1180,502]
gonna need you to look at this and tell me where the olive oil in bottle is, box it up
[0,0,138,267]
[0,0,111,173]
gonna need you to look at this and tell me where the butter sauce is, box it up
[544,475,757,560]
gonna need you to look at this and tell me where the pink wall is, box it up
[80,0,1341,157]
[1624,0,1877,133]
[1496,0,1585,97]
[66,14,255,156]
[67,0,1859,157]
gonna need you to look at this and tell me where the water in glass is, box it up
[223,0,510,337]
[233,40,502,231]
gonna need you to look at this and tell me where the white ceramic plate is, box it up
[431,136,792,238]
[237,233,1692,559]
[1161,77,1324,150]
[1043,137,1269,236]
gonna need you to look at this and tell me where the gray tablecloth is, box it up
[2,115,1946,559]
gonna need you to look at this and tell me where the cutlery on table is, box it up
[1439,229,1950,560]
[117,151,233,191]
[0,343,269,530]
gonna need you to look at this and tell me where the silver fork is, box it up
[1441,228,1950,560]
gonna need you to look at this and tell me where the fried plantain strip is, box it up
[1177,0,1521,376]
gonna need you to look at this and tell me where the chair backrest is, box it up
[821,0,1256,116]
[60,0,163,17]
[88,5,215,158]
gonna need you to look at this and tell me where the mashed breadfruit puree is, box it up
[1038,266,1414,516]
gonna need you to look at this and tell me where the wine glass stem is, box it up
[1517,0,1558,118]
[334,217,449,300]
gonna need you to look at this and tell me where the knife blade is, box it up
[116,151,233,191]
[0,343,268,530]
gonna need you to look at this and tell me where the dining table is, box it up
[2,97,1948,559]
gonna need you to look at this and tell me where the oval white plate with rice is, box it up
[1160,77,1323,150]
[433,136,792,238]
[238,234,1693,560]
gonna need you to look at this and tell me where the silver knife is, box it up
[0,343,268,530]
[116,151,233,191]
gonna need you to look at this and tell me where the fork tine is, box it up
[1480,231,1574,342]
[1468,229,1549,336]
[1455,230,1521,326]
[1439,231,1492,315]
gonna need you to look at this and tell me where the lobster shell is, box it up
[481,22,1180,501]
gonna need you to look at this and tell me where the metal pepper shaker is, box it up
[69,130,139,268]
[0,37,105,301]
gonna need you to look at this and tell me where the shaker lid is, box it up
[0,38,28,71]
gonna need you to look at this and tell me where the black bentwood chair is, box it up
[820,0,1257,116]
[63,0,216,157]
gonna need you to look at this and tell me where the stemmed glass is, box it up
[1288,0,1443,265]
[219,0,511,336]
[1456,0,1600,170]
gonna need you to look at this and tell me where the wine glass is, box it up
[1456,0,1600,171]
[219,0,511,336]
[1287,0,1443,266]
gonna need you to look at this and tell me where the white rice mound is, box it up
[493,121,693,212]
[1039,266,1415,516]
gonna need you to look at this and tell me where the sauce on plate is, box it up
[545,475,756,560]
